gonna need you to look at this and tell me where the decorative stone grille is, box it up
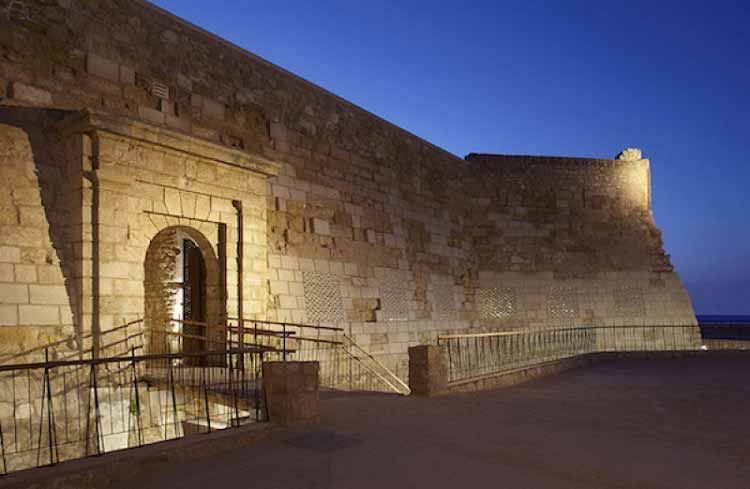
[613,287,646,317]
[432,275,457,318]
[547,286,578,319]
[379,270,410,321]
[477,287,516,319]
[302,271,345,325]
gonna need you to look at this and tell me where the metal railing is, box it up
[116,316,409,395]
[340,335,411,395]
[438,325,701,383]
[0,345,273,475]
[228,318,410,395]
[0,314,421,475]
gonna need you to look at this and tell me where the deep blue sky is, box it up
[151,0,749,314]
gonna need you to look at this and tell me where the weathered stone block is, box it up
[0,247,21,264]
[311,218,330,236]
[0,226,43,248]
[0,263,12,282]
[138,105,165,125]
[262,361,319,426]
[0,283,28,304]
[176,73,192,91]
[278,295,298,309]
[408,344,448,396]
[19,305,59,325]
[165,114,191,132]
[13,264,36,283]
[9,82,52,105]
[0,305,18,326]
[269,280,288,295]
[86,53,120,83]
[119,65,135,85]
[192,94,225,120]
[29,285,68,305]
[0,206,17,225]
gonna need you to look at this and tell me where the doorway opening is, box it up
[143,226,224,361]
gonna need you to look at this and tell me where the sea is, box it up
[697,315,750,340]
[696,315,750,324]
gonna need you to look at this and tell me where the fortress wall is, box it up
[0,0,697,374]
[465,154,696,329]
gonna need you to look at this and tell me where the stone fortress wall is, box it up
[0,0,696,377]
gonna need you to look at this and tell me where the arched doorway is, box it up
[143,226,224,362]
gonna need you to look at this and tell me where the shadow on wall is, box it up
[0,106,82,362]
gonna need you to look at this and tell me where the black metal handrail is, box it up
[438,324,702,383]
[229,317,344,332]
[0,345,270,475]
[0,346,277,372]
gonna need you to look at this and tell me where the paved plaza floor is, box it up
[114,357,750,489]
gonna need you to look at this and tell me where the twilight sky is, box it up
[151,0,749,314]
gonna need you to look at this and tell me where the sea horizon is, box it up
[696,314,750,324]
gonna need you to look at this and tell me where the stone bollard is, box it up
[408,345,448,396]
[262,361,320,426]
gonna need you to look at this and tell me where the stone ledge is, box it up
[56,109,280,177]
[0,423,275,489]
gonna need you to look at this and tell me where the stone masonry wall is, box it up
[465,153,695,330]
[0,0,697,381]
[0,108,78,363]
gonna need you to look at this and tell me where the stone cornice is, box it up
[57,109,280,178]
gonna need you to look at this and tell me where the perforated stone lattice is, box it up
[547,286,578,319]
[432,276,457,318]
[379,270,410,321]
[477,287,516,319]
[302,271,345,325]
[613,287,646,317]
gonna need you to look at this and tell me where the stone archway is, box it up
[143,225,225,359]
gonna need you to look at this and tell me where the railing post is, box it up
[168,360,179,439]
[203,368,211,433]
[45,349,57,466]
[90,362,102,455]
[446,339,453,382]
[227,351,238,428]
[0,418,6,475]
[258,350,264,422]
[36,358,45,467]
[283,323,287,361]
[130,348,143,447]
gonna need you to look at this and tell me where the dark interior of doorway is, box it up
[183,238,207,363]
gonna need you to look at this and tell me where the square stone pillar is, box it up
[263,361,320,426]
[408,345,448,396]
